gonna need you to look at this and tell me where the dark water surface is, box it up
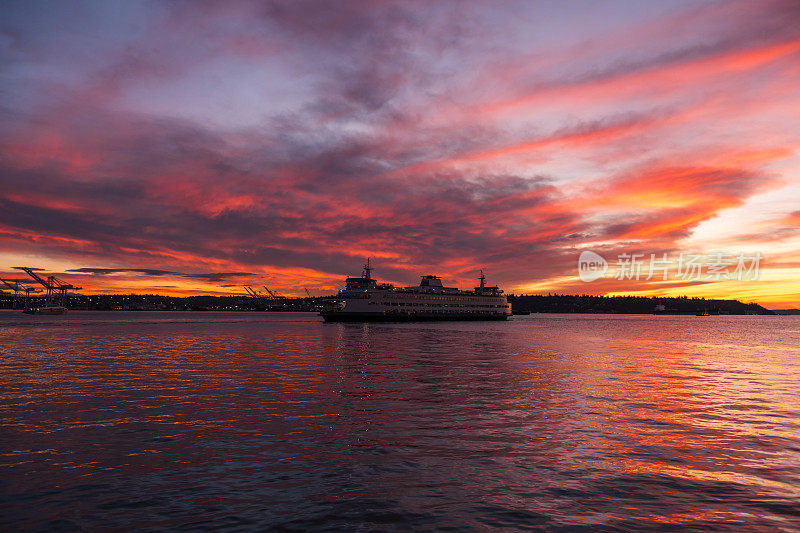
[1,311,799,531]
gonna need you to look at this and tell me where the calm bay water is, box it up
[1,311,799,531]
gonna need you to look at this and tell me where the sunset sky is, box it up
[2,0,799,307]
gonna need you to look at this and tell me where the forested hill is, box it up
[507,294,772,315]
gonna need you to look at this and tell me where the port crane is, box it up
[0,277,22,295]
[243,286,262,299]
[242,285,293,311]
[304,288,311,298]
[263,286,287,300]
[14,267,82,307]
[0,278,41,308]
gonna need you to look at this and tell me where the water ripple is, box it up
[1,311,799,530]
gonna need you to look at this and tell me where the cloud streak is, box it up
[67,268,178,276]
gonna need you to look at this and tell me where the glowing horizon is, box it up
[2,1,799,308]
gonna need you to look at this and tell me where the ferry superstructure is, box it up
[320,260,511,322]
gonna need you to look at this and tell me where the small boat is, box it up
[696,309,709,316]
[23,306,67,315]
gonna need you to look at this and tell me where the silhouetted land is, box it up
[507,294,772,315]
[0,292,775,314]
[0,293,325,312]
[772,308,800,315]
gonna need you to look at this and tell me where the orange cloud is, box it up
[480,38,800,117]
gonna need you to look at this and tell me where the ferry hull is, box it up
[321,311,509,322]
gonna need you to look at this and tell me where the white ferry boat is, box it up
[321,260,511,322]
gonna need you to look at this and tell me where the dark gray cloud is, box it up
[67,268,256,283]
[67,268,178,276]
[183,272,255,282]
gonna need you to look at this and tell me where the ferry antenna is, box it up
[363,257,372,280]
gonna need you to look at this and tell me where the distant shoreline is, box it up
[1,292,793,315]
[3,309,798,317]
